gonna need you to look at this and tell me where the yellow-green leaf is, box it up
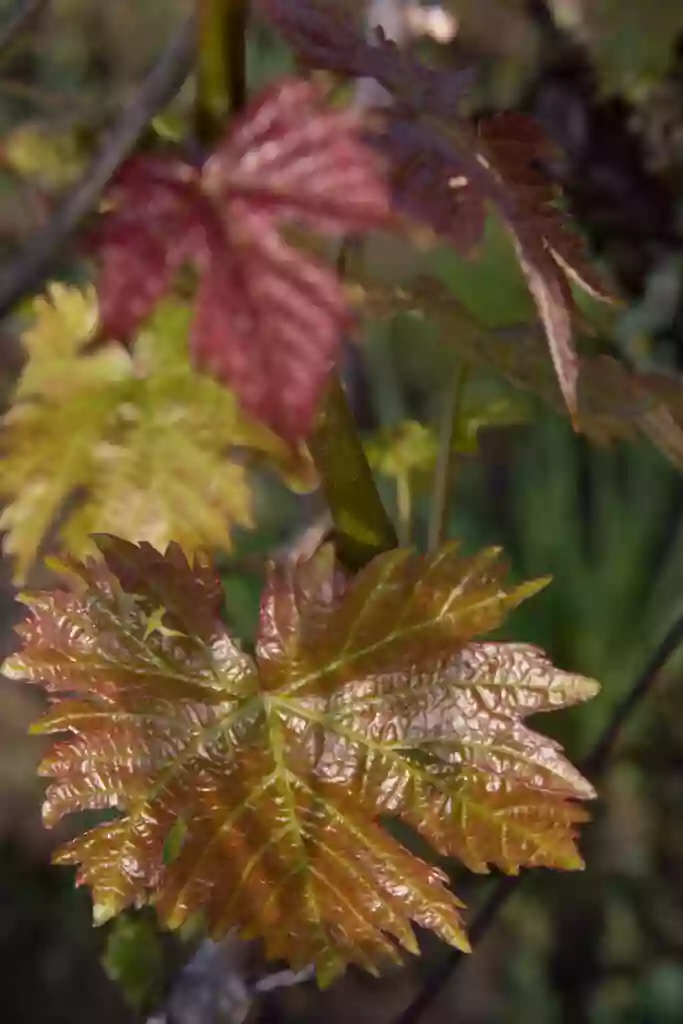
[365,420,438,481]
[0,286,315,583]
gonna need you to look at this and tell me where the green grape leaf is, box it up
[4,537,598,982]
[365,421,439,481]
[0,285,315,583]
[102,912,164,1012]
[365,399,530,495]
[350,272,683,472]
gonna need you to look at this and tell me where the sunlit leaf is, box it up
[4,537,598,981]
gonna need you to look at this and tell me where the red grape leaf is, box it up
[379,112,617,424]
[476,114,615,301]
[256,0,471,117]
[90,78,391,442]
[259,0,617,424]
[4,537,598,981]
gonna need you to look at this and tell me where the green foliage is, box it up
[560,0,683,95]
[102,912,165,1013]
[3,123,86,190]
[366,420,439,486]
[351,272,683,479]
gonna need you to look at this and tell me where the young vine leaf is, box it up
[89,78,391,443]
[259,0,617,424]
[365,402,529,497]
[4,537,599,983]
[0,285,313,583]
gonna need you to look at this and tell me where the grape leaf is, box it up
[350,272,683,470]
[3,537,598,981]
[365,421,439,482]
[90,77,391,442]
[102,912,164,1013]
[259,0,617,423]
[0,285,314,583]
[365,403,529,494]
[378,113,615,426]
[256,0,471,117]
[475,114,615,303]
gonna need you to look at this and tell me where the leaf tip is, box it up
[315,954,346,989]
[93,901,118,927]
[577,675,601,703]
[1,653,24,682]
[522,574,552,598]
[446,926,472,955]
[558,849,586,872]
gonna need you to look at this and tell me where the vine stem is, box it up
[308,373,398,571]
[195,0,248,143]
[427,364,468,553]
[396,473,412,546]
[307,0,412,572]
[307,241,398,572]
[0,14,196,318]
[394,612,683,1024]
[308,1,425,572]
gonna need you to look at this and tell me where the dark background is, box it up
[3,1,683,1022]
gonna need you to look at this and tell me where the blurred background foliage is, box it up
[2,1,683,1023]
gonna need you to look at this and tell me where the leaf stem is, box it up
[394,611,683,1024]
[308,241,398,570]
[396,473,412,547]
[308,374,398,571]
[427,364,468,553]
[195,0,248,144]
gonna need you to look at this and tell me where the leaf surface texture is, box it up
[0,286,309,582]
[4,537,599,979]
[90,78,391,442]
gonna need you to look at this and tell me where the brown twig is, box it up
[0,0,48,61]
[0,13,196,320]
